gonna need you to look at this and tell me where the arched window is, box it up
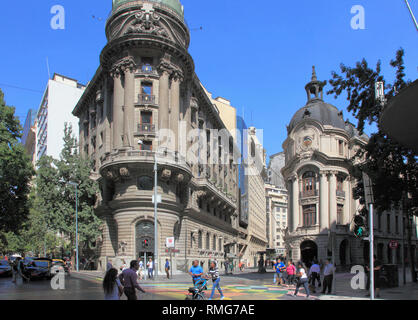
[198,231,202,249]
[206,233,210,250]
[213,235,217,251]
[302,171,316,197]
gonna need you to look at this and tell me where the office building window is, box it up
[337,204,344,224]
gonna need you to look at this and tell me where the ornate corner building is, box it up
[73,0,240,272]
[281,67,418,268]
[281,67,369,267]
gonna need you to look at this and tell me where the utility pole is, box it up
[404,0,418,31]
[363,172,375,300]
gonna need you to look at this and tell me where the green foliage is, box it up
[0,89,34,234]
[35,123,102,255]
[327,48,417,215]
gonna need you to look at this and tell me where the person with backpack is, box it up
[103,268,123,300]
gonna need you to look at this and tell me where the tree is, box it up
[0,89,34,238]
[327,48,417,282]
[35,123,102,260]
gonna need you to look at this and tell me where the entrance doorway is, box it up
[339,239,349,267]
[135,221,155,263]
[300,240,318,268]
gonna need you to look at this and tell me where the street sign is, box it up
[362,172,374,206]
[165,248,179,253]
[152,194,162,204]
[166,237,175,248]
[389,240,399,249]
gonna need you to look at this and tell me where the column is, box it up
[286,180,293,232]
[170,70,183,152]
[319,171,329,230]
[292,175,299,231]
[343,177,350,225]
[329,171,337,231]
[123,65,135,147]
[111,70,124,150]
[158,69,170,131]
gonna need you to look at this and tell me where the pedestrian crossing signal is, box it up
[353,214,367,238]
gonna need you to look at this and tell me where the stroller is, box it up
[186,278,208,300]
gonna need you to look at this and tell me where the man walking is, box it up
[189,260,204,285]
[308,260,321,293]
[274,258,286,285]
[321,259,335,295]
[165,258,170,279]
[147,258,154,280]
[119,260,146,300]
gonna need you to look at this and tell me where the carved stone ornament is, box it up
[110,57,136,78]
[195,190,207,199]
[171,68,184,82]
[105,169,115,180]
[119,167,130,177]
[161,168,172,180]
[125,4,169,39]
[118,241,128,255]
[175,173,185,183]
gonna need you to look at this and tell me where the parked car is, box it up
[24,258,53,280]
[52,259,70,274]
[0,260,12,277]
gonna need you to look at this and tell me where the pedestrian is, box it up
[147,258,154,279]
[365,255,382,298]
[286,260,296,287]
[229,261,234,274]
[165,259,170,279]
[120,259,127,273]
[223,260,229,275]
[321,259,335,295]
[103,268,123,300]
[205,261,225,300]
[118,260,146,300]
[189,260,204,285]
[292,263,310,298]
[273,258,286,285]
[106,260,113,272]
[308,260,321,293]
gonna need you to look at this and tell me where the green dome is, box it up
[112,0,184,18]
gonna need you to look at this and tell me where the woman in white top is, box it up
[293,263,310,298]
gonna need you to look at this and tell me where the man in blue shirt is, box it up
[189,260,204,285]
[274,259,286,285]
[165,259,170,279]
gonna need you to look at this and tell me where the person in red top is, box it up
[285,260,296,286]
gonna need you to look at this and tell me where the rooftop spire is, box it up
[305,66,324,103]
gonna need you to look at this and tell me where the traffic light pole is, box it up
[154,152,158,279]
[369,203,374,300]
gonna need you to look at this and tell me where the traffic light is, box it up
[142,239,149,248]
[353,214,367,238]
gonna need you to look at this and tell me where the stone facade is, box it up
[73,0,240,273]
[281,67,418,268]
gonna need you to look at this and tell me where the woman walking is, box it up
[292,263,310,298]
[205,261,225,300]
[103,268,123,300]
[285,260,296,287]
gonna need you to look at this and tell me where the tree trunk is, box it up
[407,214,417,282]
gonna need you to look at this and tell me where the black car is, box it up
[25,258,53,280]
[0,260,11,277]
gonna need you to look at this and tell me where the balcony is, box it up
[336,190,346,198]
[136,123,155,135]
[300,189,318,198]
[135,65,159,77]
[137,94,156,105]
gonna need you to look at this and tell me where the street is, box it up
[1,269,417,300]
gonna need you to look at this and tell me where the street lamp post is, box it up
[138,140,159,278]
[68,181,79,272]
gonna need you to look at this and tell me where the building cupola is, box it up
[305,66,325,103]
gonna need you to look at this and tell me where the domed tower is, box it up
[281,67,368,268]
[73,0,239,272]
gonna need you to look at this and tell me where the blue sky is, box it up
[0,0,417,161]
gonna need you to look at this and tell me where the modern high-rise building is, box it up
[36,73,86,161]
[73,0,241,272]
